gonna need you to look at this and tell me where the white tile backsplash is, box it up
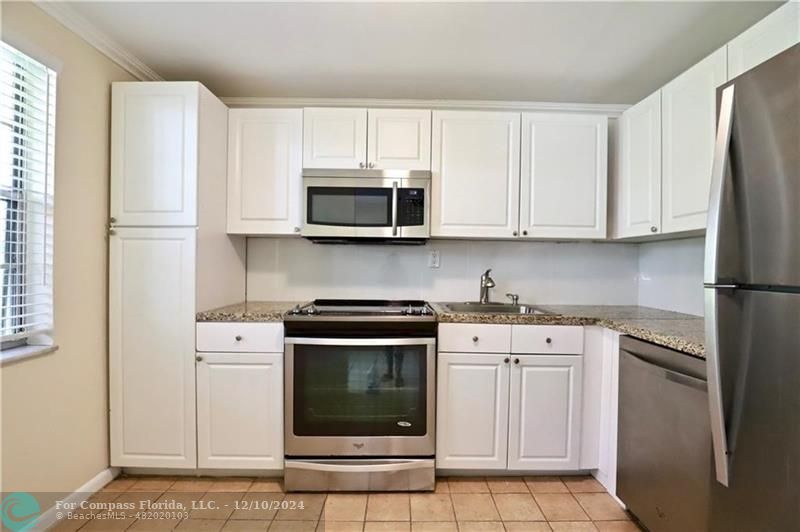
[246,238,641,305]
[637,237,705,316]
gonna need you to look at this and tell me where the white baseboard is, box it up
[33,467,120,531]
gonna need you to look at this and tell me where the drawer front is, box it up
[439,324,512,353]
[196,322,284,353]
[511,325,584,355]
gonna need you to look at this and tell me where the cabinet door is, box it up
[661,47,727,234]
[367,109,431,170]
[727,2,800,78]
[436,353,510,469]
[520,113,607,239]
[109,227,196,468]
[431,111,521,238]
[227,109,302,235]
[303,107,367,169]
[508,355,583,470]
[111,82,199,226]
[615,91,662,238]
[197,352,284,470]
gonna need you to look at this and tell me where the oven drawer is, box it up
[438,324,512,353]
[511,325,584,355]
[196,322,283,353]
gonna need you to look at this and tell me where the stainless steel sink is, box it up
[442,302,554,315]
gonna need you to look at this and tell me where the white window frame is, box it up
[0,41,57,363]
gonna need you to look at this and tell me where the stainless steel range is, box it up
[283,299,436,492]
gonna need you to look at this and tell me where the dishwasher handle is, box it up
[622,349,707,393]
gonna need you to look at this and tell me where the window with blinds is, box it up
[0,41,56,348]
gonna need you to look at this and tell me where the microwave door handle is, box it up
[392,181,399,237]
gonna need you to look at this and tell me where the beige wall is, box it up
[0,0,135,508]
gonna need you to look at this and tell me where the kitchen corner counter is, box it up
[432,303,705,358]
[196,301,301,322]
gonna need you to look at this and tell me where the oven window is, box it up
[307,187,392,227]
[293,343,427,437]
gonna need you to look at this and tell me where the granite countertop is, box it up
[432,303,705,358]
[196,301,705,358]
[196,301,301,322]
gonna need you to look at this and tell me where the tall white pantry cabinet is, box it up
[109,82,245,468]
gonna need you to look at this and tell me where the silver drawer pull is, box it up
[235,335,242,342]
[472,336,479,342]
[545,337,552,344]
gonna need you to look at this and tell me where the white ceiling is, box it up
[66,1,781,104]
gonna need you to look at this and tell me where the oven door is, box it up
[301,178,429,239]
[285,337,435,456]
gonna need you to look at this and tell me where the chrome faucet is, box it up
[479,269,496,304]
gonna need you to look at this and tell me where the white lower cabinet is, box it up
[196,352,284,470]
[437,324,584,471]
[508,355,583,470]
[436,353,510,469]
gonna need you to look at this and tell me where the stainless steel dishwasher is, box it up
[617,336,712,532]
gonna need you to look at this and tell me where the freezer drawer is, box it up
[617,336,712,532]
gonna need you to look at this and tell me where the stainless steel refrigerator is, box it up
[704,43,800,531]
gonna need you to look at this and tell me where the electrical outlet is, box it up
[428,250,440,269]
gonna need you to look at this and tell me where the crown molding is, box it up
[222,97,630,116]
[35,1,163,81]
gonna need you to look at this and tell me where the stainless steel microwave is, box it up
[301,169,431,243]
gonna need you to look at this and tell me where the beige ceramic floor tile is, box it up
[102,477,138,492]
[493,493,545,521]
[561,477,606,494]
[230,493,283,520]
[366,493,410,521]
[176,519,227,531]
[457,522,505,531]
[450,494,500,522]
[409,494,455,522]
[504,522,553,531]
[250,479,285,493]
[127,518,184,531]
[223,520,271,531]
[170,478,215,492]
[80,515,138,530]
[49,517,91,532]
[533,494,590,522]
[486,477,529,494]
[316,522,364,532]
[189,493,240,520]
[208,478,254,493]
[155,490,206,511]
[130,477,177,492]
[88,491,123,503]
[524,477,569,494]
[270,521,318,531]
[434,479,450,494]
[364,522,410,532]
[573,494,628,521]
[322,494,368,521]
[447,478,489,493]
[411,523,458,532]
[548,522,598,531]
[276,494,327,521]
[593,522,642,532]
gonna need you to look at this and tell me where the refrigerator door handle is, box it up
[704,85,735,285]
[705,288,731,487]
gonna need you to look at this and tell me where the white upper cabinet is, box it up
[303,107,368,169]
[661,47,727,233]
[615,91,662,238]
[431,111,521,238]
[227,109,303,235]
[727,2,800,78]
[436,352,510,470]
[508,355,583,470]
[111,82,202,227]
[520,113,607,239]
[196,352,284,470]
[367,109,432,170]
[109,227,197,468]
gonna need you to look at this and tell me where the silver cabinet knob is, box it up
[651,226,658,233]
[359,162,365,168]
[504,357,510,364]
[472,336,479,342]
[294,226,300,233]
[235,335,242,342]
[546,337,552,344]
[522,230,528,236]
[196,355,203,362]
[514,358,520,364]
[368,162,375,168]
[108,229,116,236]
[109,217,117,224]
[513,231,518,237]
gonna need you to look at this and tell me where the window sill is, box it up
[0,343,59,366]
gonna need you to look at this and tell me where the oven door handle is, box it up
[286,459,433,473]
[285,337,436,347]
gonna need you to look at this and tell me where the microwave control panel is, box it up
[397,188,425,226]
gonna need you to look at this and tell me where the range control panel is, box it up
[397,188,425,226]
